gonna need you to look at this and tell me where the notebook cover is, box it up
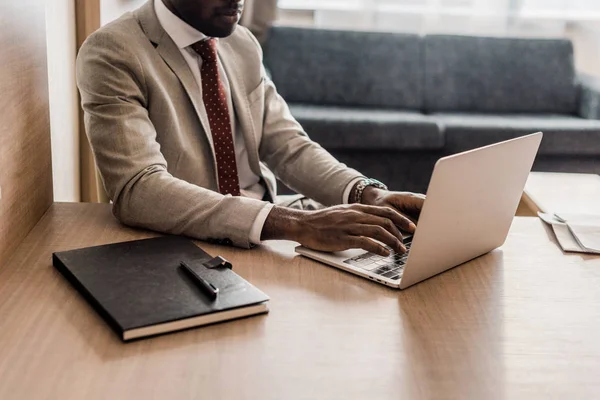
[52,236,269,340]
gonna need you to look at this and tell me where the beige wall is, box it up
[567,23,600,77]
[46,0,81,202]
[101,0,146,25]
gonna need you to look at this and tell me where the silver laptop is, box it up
[295,132,543,289]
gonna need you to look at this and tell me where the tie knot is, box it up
[191,39,218,63]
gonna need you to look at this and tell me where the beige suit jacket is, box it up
[76,1,362,248]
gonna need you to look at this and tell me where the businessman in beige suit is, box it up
[77,0,425,257]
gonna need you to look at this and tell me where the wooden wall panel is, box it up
[0,0,53,263]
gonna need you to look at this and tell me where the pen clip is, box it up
[203,256,233,270]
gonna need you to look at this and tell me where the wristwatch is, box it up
[353,178,388,204]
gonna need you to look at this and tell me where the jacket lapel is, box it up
[218,41,263,178]
[135,1,215,152]
[136,2,265,185]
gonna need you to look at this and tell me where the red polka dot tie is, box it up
[191,39,241,196]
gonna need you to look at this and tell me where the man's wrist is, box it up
[360,186,387,205]
[349,178,388,204]
[343,177,363,204]
[249,203,275,244]
[260,205,306,242]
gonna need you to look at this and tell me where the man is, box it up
[76,0,425,257]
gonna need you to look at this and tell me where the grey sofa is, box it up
[264,27,600,193]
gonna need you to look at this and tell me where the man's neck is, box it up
[160,0,207,37]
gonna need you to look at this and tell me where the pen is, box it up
[180,261,219,300]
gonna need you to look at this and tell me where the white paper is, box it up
[568,225,600,252]
[538,212,600,254]
[555,214,600,253]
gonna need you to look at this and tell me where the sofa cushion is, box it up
[435,112,600,156]
[265,27,423,110]
[290,105,443,150]
[424,35,578,114]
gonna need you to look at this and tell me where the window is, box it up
[279,0,600,32]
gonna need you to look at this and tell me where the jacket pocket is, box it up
[247,78,265,105]
[247,79,265,140]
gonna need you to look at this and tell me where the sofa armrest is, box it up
[578,73,600,120]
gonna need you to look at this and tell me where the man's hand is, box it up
[359,187,426,223]
[262,203,418,257]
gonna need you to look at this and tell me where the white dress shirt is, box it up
[155,0,360,243]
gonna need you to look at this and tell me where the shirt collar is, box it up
[154,0,211,49]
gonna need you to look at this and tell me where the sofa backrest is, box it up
[264,27,423,110]
[424,35,578,114]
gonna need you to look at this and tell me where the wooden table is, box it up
[520,172,600,216]
[2,203,600,400]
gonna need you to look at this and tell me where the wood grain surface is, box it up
[0,0,53,264]
[1,203,600,400]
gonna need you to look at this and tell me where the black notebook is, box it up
[53,236,269,341]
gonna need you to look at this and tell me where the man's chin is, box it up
[206,18,239,38]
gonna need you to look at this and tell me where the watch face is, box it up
[355,178,388,203]
[366,178,387,190]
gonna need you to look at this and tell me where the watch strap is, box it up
[353,178,388,203]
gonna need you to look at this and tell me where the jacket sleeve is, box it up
[76,30,269,248]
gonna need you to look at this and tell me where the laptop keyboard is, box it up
[343,240,412,281]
